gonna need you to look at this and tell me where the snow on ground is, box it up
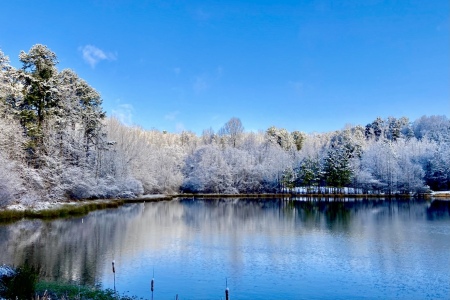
[6,201,66,211]
[3,195,171,212]
[138,194,171,200]
[431,191,450,195]
[5,199,93,212]
[0,265,15,277]
[431,191,450,199]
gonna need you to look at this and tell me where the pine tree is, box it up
[16,44,60,166]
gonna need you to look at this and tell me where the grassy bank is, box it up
[0,194,176,223]
[431,192,450,198]
[0,200,124,223]
[1,265,139,300]
[35,281,139,300]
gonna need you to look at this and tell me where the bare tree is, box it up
[219,117,244,148]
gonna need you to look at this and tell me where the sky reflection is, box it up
[0,198,449,299]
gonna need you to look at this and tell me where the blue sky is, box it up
[1,0,448,134]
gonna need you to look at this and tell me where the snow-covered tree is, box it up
[413,115,450,142]
[0,147,23,207]
[324,147,352,190]
[424,142,450,190]
[265,126,294,151]
[201,127,217,145]
[57,69,105,156]
[393,139,427,193]
[365,117,384,141]
[297,156,322,188]
[15,45,61,166]
[2,45,450,203]
[291,130,306,151]
[182,144,235,193]
[218,117,244,148]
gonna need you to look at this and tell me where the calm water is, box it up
[1,198,449,299]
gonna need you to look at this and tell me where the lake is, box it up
[1,198,449,299]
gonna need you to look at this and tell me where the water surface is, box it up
[1,198,449,299]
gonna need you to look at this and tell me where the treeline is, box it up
[1,45,449,207]
[0,45,143,207]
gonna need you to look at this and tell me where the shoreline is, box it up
[1,192,448,222]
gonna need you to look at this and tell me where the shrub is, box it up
[1,264,38,300]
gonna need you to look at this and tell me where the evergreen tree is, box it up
[297,157,322,188]
[15,45,60,166]
[324,147,352,190]
[265,126,294,150]
[365,117,384,141]
[57,69,105,158]
[291,130,305,151]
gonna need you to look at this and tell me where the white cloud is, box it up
[79,45,116,68]
[174,67,181,75]
[165,111,180,121]
[112,103,134,125]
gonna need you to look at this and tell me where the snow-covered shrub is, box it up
[18,194,41,207]
[0,265,15,278]
[0,264,38,300]
[117,177,144,197]
[0,265,16,296]
[58,167,95,200]
[0,156,12,206]
[94,176,120,199]
[92,176,141,199]
[68,182,93,200]
[0,179,12,207]
[0,153,22,207]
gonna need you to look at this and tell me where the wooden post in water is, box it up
[149,268,155,300]
[151,268,154,300]
[225,278,229,300]
[112,260,116,294]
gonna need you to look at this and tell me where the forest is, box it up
[1,45,449,207]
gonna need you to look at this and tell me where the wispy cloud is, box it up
[288,81,303,95]
[193,7,211,21]
[216,66,223,78]
[175,122,185,132]
[164,111,185,132]
[165,111,180,121]
[79,45,116,68]
[174,67,181,76]
[112,103,134,125]
[193,76,208,94]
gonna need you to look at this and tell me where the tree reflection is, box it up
[427,200,450,220]
[0,197,448,289]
